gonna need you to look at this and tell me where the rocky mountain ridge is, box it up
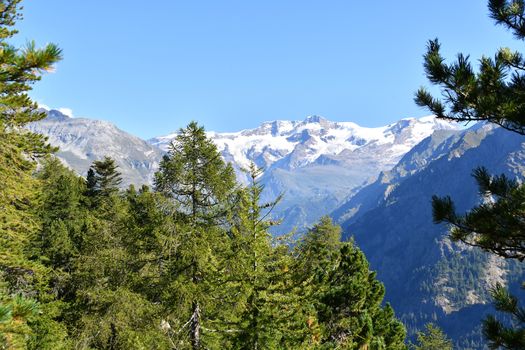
[27,109,163,187]
[331,123,525,347]
[27,108,522,348]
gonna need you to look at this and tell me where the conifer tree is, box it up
[295,217,407,349]
[411,323,453,350]
[0,292,39,349]
[0,0,62,274]
[223,164,277,348]
[154,121,237,349]
[36,158,86,271]
[122,185,178,301]
[225,164,312,349]
[68,175,168,349]
[415,1,525,348]
[0,1,65,348]
[85,156,123,200]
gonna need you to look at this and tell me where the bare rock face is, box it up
[28,109,164,187]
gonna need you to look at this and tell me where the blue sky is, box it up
[15,1,520,139]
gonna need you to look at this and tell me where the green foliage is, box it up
[226,164,285,348]
[85,156,123,204]
[415,2,525,134]
[0,2,411,349]
[0,1,69,348]
[0,0,62,269]
[295,217,407,349]
[411,323,453,350]
[154,121,238,349]
[421,248,493,309]
[482,284,525,350]
[155,121,236,226]
[36,158,86,270]
[73,288,168,350]
[433,167,525,261]
[489,0,525,38]
[9,130,408,348]
[417,1,525,349]
[0,291,38,349]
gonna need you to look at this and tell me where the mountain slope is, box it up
[332,124,525,347]
[27,109,163,187]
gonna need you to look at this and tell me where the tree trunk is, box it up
[190,300,201,350]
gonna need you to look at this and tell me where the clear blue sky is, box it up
[14,1,520,139]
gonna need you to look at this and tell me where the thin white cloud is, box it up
[37,102,51,111]
[58,107,74,118]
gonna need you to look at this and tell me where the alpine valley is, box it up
[29,109,525,347]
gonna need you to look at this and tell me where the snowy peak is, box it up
[150,115,461,172]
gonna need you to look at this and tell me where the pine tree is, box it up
[415,1,525,135]
[432,167,525,261]
[0,0,62,273]
[482,284,525,350]
[154,121,237,349]
[415,1,525,348]
[0,1,65,348]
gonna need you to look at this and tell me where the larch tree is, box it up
[226,164,311,349]
[415,1,525,348]
[154,121,237,349]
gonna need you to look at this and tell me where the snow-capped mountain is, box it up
[29,109,521,347]
[151,115,460,232]
[151,115,457,172]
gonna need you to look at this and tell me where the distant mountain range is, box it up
[29,108,525,348]
[30,109,459,233]
[151,114,459,232]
